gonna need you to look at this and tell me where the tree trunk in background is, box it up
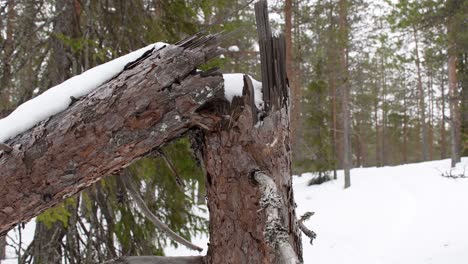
[403,88,409,164]
[412,27,429,161]
[48,0,82,86]
[428,72,435,160]
[285,0,301,167]
[380,53,387,165]
[374,90,382,167]
[440,75,447,159]
[447,21,461,167]
[0,38,224,235]
[32,222,65,264]
[461,52,468,156]
[0,0,16,110]
[0,236,5,262]
[339,0,351,188]
[328,45,339,177]
[325,3,340,175]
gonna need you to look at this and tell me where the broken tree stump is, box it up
[201,1,302,263]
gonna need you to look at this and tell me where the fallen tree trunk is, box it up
[0,34,225,235]
[1,1,303,263]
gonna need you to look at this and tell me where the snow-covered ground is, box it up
[5,158,468,263]
[296,157,468,264]
[166,157,468,263]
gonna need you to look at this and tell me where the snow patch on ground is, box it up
[0,42,167,142]
[296,158,468,264]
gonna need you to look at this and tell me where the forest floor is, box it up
[166,157,468,264]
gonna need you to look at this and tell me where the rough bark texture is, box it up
[202,2,302,263]
[338,0,351,188]
[447,19,461,167]
[0,34,225,235]
[0,235,5,261]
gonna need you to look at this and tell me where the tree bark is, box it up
[440,74,447,159]
[338,0,351,188]
[0,235,5,262]
[447,19,461,167]
[0,35,224,235]
[202,2,302,263]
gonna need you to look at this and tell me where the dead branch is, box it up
[298,212,317,245]
[155,149,186,190]
[121,172,203,252]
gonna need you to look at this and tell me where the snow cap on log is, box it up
[0,43,167,143]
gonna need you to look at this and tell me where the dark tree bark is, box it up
[0,235,5,262]
[0,35,224,235]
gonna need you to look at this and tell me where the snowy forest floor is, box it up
[166,157,468,264]
[5,157,468,264]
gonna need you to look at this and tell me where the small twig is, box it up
[298,212,317,245]
[122,172,203,252]
[155,149,186,190]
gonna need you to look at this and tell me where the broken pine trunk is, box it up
[201,2,302,263]
[0,0,302,263]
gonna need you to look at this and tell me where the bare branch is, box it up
[298,212,317,245]
[122,172,203,252]
[155,149,186,190]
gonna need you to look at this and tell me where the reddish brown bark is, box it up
[0,36,224,235]
[440,76,447,159]
[203,2,302,262]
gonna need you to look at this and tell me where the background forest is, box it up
[0,0,466,263]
